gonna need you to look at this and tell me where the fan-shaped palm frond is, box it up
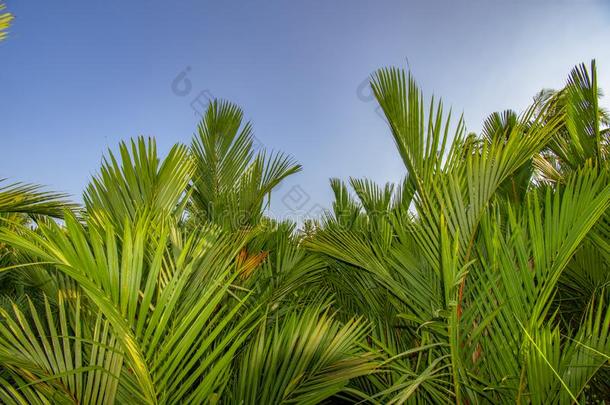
[534,60,610,182]
[0,181,75,219]
[233,305,376,405]
[84,137,193,230]
[189,100,301,230]
[0,212,261,404]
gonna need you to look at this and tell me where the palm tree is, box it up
[306,62,610,403]
[0,101,373,404]
[0,62,608,404]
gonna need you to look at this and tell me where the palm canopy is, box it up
[0,61,609,404]
[307,61,610,403]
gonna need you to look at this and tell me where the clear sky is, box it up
[2,0,609,220]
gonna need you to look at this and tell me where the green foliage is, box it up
[1,61,609,403]
[233,306,375,404]
[0,2,12,42]
[0,181,75,219]
[190,100,301,230]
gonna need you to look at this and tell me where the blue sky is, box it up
[1,0,609,219]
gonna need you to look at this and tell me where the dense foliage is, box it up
[0,61,608,404]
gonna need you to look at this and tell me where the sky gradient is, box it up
[2,0,610,219]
